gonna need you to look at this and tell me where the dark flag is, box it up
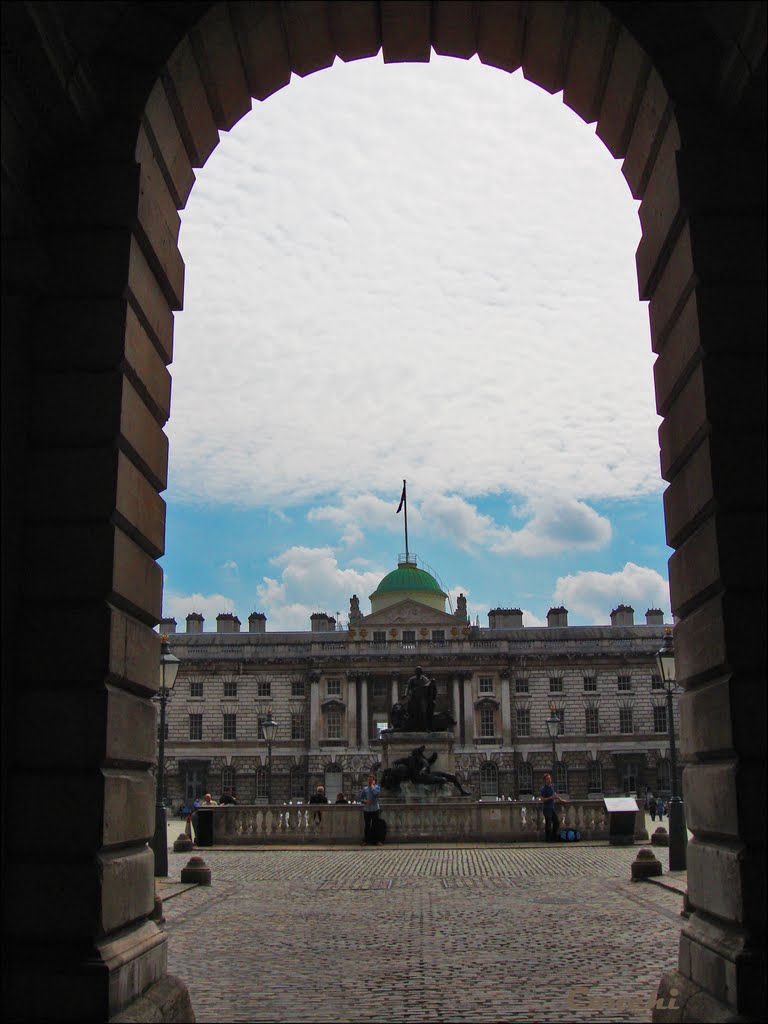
[396,482,406,514]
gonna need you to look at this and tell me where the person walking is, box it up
[359,773,382,845]
[540,772,566,842]
[657,796,665,819]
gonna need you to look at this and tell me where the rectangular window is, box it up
[189,714,202,740]
[373,631,386,643]
[257,715,268,739]
[549,677,563,693]
[619,708,634,734]
[651,673,663,690]
[291,679,305,698]
[618,675,632,691]
[326,710,342,739]
[583,676,597,691]
[479,676,494,694]
[555,708,565,735]
[480,707,496,737]
[223,679,237,697]
[515,677,529,694]
[653,705,668,733]
[290,769,306,799]
[291,712,307,740]
[585,708,599,735]
[257,680,272,698]
[223,713,237,740]
[190,680,204,698]
[372,680,388,699]
[401,630,416,643]
[431,629,445,642]
[326,678,341,697]
[515,708,531,736]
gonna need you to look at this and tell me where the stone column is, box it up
[500,674,512,748]
[391,675,400,710]
[347,675,358,748]
[453,677,462,742]
[309,674,320,751]
[463,676,475,747]
[359,677,369,748]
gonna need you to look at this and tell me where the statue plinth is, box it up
[381,731,455,774]
[379,731,473,802]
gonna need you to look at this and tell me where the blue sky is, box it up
[160,54,671,632]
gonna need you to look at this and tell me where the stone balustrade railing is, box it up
[200,800,612,846]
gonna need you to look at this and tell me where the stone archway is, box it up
[2,3,764,1021]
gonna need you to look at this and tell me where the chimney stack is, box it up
[610,604,635,626]
[248,612,267,633]
[159,617,177,634]
[216,612,241,633]
[645,608,664,625]
[488,608,524,629]
[547,607,568,628]
[186,612,204,634]
[310,613,336,632]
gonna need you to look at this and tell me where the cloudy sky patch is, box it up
[160,53,671,631]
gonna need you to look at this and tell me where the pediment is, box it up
[359,599,459,627]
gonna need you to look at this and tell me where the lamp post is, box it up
[152,635,180,877]
[262,710,279,804]
[546,706,560,776]
[656,628,687,871]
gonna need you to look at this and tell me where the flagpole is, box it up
[403,479,409,563]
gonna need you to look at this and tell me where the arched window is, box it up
[556,761,568,792]
[657,759,671,794]
[588,761,602,794]
[518,762,533,795]
[290,765,306,800]
[480,761,498,797]
[255,767,268,802]
[221,766,235,794]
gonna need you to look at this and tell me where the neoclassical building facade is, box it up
[159,559,678,808]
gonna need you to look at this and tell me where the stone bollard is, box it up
[631,847,663,881]
[181,855,212,885]
[173,833,194,853]
[651,826,670,847]
[150,893,165,925]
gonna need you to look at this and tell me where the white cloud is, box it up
[308,491,611,557]
[167,55,661,512]
[255,546,386,629]
[553,563,671,623]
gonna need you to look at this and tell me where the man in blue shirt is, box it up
[360,773,382,845]
[540,772,565,842]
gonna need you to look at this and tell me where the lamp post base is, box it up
[152,803,169,877]
[668,798,687,871]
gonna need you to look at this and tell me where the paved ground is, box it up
[161,828,686,1023]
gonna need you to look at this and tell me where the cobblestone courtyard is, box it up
[163,843,683,1023]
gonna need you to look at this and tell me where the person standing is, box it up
[359,774,382,845]
[657,796,665,819]
[219,787,237,805]
[309,784,328,823]
[540,772,565,842]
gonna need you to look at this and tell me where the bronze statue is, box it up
[381,745,470,796]
[404,666,436,730]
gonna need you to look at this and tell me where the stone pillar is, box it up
[452,677,462,742]
[347,675,358,748]
[463,677,474,747]
[500,674,512,747]
[391,675,400,709]
[359,677,369,748]
[309,674,320,751]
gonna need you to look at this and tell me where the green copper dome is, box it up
[372,565,446,597]
[368,561,448,614]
